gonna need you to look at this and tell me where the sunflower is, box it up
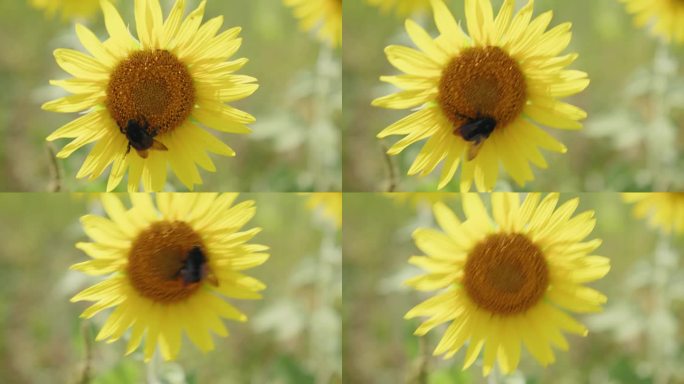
[367,0,432,16]
[44,0,258,191]
[284,0,342,47]
[71,193,269,361]
[405,193,609,375]
[30,0,105,20]
[623,193,684,235]
[374,0,589,191]
[306,193,343,228]
[620,0,684,44]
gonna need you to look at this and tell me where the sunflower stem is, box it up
[417,336,429,384]
[646,40,677,191]
[381,143,398,192]
[45,142,62,192]
[308,43,340,191]
[310,218,341,383]
[146,351,162,384]
[649,233,676,384]
[78,322,93,384]
[487,365,500,384]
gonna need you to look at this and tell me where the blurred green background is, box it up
[343,0,684,192]
[0,193,341,383]
[343,193,684,383]
[0,0,341,192]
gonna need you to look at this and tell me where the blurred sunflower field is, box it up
[343,193,684,383]
[343,0,684,192]
[0,193,341,383]
[0,0,341,192]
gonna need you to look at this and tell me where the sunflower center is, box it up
[463,233,548,315]
[106,49,195,135]
[127,220,207,303]
[438,46,526,131]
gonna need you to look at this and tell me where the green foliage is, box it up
[608,356,651,384]
[92,360,141,384]
[273,355,316,384]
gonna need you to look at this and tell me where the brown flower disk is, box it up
[127,220,207,303]
[463,233,548,315]
[106,50,195,134]
[438,46,527,130]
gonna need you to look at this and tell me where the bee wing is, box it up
[151,139,168,151]
[136,149,150,159]
[466,138,485,161]
[206,273,219,287]
[201,262,219,287]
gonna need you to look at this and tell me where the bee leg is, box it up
[125,143,132,156]
[453,111,474,122]
[206,273,219,287]
[151,139,168,151]
[466,136,485,161]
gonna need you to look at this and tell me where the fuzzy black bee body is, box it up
[178,246,206,284]
[459,117,497,142]
[453,113,497,161]
[120,118,168,159]
[176,246,218,286]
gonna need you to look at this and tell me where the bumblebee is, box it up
[453,113,497,161]
[176,246,218,287]
[120,118,168,159]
